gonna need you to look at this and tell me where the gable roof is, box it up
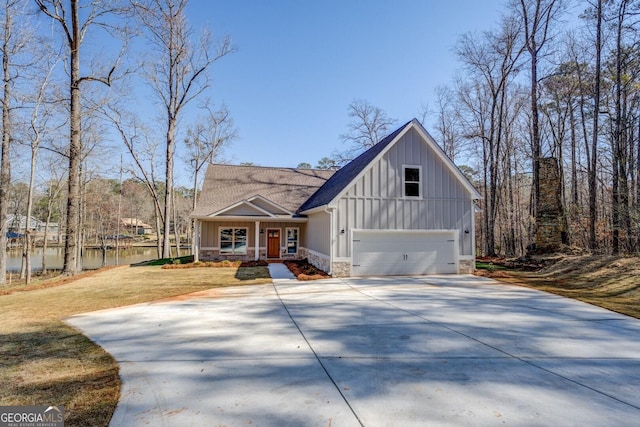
[299,119,481,213]
[298,120,410,213]
[192,164,336,218]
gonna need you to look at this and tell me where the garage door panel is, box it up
[352,230,458,276]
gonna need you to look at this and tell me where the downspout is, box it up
[324,206,334,275]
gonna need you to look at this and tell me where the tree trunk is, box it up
[42,208,51,275]
[530,43,541,228]
[162,118,175,259]
[23,143,38,284]
[172,188,180,257]
[154,208,162,259]
[570,102,579,207]
[63,0,81,275]
[589,0,602,252]
[0,4,11,285]
[191,165,199,255]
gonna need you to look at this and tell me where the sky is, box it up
[182,0,508,170]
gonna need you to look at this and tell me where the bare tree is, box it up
[21,57,57,284]
[606,0,640,254]
[432,85,464,162]
[335,99,396,165]
[0,0,31,285]
[589,0,603,251]
[35,0,129,275]
[515,0,565,234]
[184,103,236,248]
[39,162,66,275]
[131,0,234,259]
[84,178,118,266]
[103,106,165,258]
[456,15,523,256]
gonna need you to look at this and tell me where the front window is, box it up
[403,165,422,198]
[286,228,299,254]
[220,227,247,254]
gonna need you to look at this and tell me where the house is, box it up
[6,214,59,237]
[121,218,153,235]
[191,119,481,276]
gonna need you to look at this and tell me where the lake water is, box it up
[5,246,165,272]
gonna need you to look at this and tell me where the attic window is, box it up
[403,165,422,198]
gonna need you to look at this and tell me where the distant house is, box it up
[191,119,481,277]
[121,218,153,235]
[6,214,59,236]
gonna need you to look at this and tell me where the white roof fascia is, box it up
[299,206,325,215]
[412,120,482,199]
[208,200,276,218]
[193,215,308,222]
[247,195,294,215]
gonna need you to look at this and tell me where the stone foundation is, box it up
[331,261,351,278]
[199,248,303,262]
[307,250,331,275]
[199,249,256,262]
[459,259,475,274]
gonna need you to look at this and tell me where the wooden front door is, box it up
[267,229,280,258]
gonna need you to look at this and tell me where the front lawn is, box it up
[476,255,640,319]
[0,264,271,426]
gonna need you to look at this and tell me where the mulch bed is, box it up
[240,260,269,267]
[283,259,330,281]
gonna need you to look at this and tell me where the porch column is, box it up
[254,221,260,261]
[193,219,200,262]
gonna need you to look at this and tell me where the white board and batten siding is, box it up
[352,230,459,276]
[334,127,475,270]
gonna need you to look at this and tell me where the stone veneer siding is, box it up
[459,259,475,274]
[331,261,351,278]
[199,248,304,262]
[199,249,257,262]
[307,250,331,275]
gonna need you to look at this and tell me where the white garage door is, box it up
[352,230,458,276]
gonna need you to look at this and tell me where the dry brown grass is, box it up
[478,255,640,319]
[0,265,271,426]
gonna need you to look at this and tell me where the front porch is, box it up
[194,219,309,264]
[199,247,310,263]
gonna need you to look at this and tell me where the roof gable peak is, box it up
[299,119,480,212]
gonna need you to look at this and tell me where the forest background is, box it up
[0,0,638,284]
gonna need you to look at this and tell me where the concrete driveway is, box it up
[66,275,640,426]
